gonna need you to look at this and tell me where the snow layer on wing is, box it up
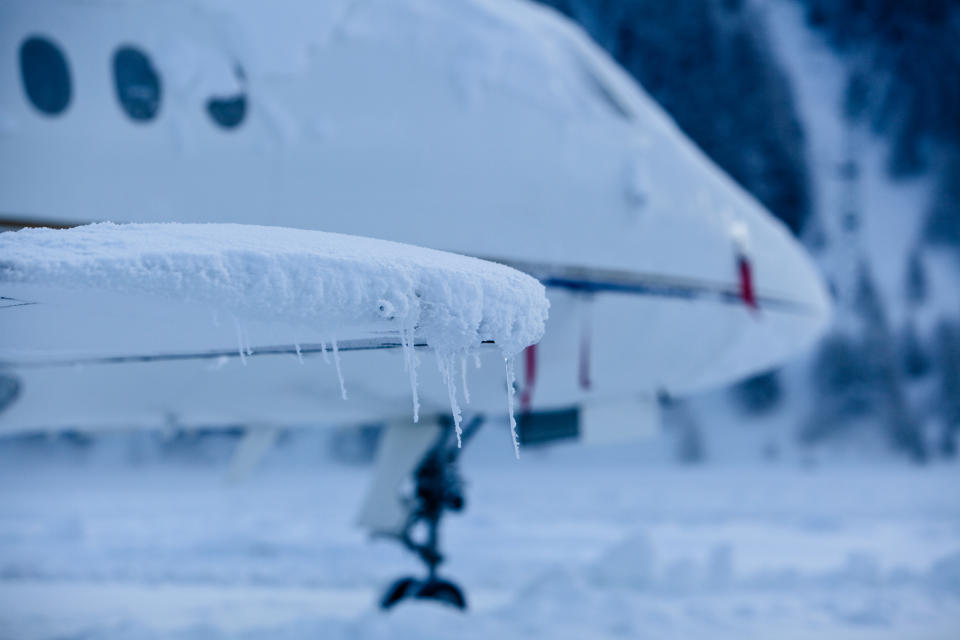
[0,222,548,358]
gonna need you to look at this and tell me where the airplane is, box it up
[0,0,831,610]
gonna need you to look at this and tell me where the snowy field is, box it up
[1,429,958,640]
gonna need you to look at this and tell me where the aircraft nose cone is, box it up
[684,206,833,393]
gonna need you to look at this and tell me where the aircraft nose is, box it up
[684,205,832,392]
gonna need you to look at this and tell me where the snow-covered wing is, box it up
[0,223,548,436]
[0,223,547,359]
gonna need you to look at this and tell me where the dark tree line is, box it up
[800,0,960,251]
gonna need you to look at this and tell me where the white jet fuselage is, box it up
[0,0,830,433]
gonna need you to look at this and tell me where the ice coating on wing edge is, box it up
[0,223,549,446]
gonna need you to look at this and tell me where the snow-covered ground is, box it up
[1,428,959,640]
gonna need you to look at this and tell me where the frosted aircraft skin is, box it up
[0,0,831,434]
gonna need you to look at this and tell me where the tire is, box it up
[416,579,467,610]
[380,576,419,609]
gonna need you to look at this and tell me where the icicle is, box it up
[576,292,595,390]
[401,326,420,423]
[460,355,471,405]
[505,356,520,459]
[234,319,247,366]
[320,340,331,364]
[330,338,347,400]
[294,343,304,364]
[437,352,463,447]
[474,352,482,369]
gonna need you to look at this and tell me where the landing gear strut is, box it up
[380,414,484,611]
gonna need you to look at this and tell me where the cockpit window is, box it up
[113,46,162,122]
[206,66,247,130]
[576,58,633,122]
[19,36,72,116]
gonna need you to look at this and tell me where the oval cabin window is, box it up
[207,95,247,129]
[206,66,247,130]
[113,46,162,122]
[19,36,72,116]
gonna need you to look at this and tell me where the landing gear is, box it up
[379,414,484,611]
